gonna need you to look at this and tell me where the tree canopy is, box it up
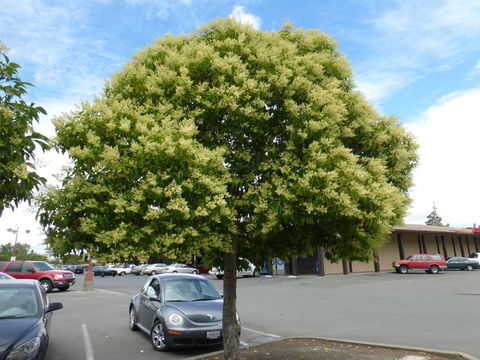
[0,45,49,215]
[36,19,418,359]
[0,242,48,261]
[425,203,447,226]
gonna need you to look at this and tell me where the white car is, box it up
[142,263,168,275]
[109,264,136,276]
[468,252,480,264]
[161,263,199,274]
[209,258,259,279]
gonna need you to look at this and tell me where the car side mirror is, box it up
[47,302,63,313]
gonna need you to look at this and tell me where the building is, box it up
[284,224,480,276]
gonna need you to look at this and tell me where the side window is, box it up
[149,279,161,297]
[411,256,420,261]
[22,263,34,273]
[422,256,430,261]
[5,263,22,272]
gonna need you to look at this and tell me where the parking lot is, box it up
[46,270,480,359]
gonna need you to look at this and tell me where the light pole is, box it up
[7,226,30,261]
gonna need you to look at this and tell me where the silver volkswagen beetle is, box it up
[129,273,239,351]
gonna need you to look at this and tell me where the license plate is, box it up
[206,330,221,339]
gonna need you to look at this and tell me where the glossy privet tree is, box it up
[36,20,417,359]
[0,44,49,215]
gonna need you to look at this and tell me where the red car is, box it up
[392,254,447,274]
[0,260,76,293]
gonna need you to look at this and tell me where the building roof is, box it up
[394,224,474,235]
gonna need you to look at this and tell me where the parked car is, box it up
[0,272,14,280]
[468,252,480,264]
[132,264,150,276]
[129,273,239,351]
[92,266,117,277]
[392,254,447,274]
[109,264,136,276]
[161,263,199,274]
[0,279,63,360]
[209,258,259,279]
[0,260,76,293]
[446,257,479,271]
[142,263,168,275]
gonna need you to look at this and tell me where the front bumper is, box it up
[164,328,224,348]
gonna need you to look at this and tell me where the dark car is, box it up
[92,266,117,277]
[129,274,240,351]
[446,257,479,271]
[0,279,63,360]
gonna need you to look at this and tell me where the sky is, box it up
[1,0,480,254]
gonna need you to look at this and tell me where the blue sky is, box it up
[2,0,480,252]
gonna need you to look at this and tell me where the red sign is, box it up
[473,224,480,233]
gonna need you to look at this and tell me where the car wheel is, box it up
[399,265,408,274]
[113,273,116,277]
[192,270,198,274]
[121,271,126,276]
[40,279,53,293]
[129,307,138,331]
[101,272,105,277]
[151,320,168,352]
[466,264,473,271]
[216,275,224,279]
[151,270,157,275]
[430,265,440,274]
[58,286,69,292]
[172,271,177,273]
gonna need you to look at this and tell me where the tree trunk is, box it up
[222,237,239,360]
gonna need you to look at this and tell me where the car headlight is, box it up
[7,337,41,360]
[53,274,64,280]
[168,312,184,326]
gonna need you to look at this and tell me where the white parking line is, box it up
[240,340,249,346]
[81,324,95,360]
[242,326,281,338]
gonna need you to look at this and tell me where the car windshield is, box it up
[164,279,220,302]
[34,262,54,271]
[0,288,38,319]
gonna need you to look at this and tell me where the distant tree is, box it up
[36,20,418,359]
[425,204,447,226]
[0,44,50,215]
[0,242,48,261]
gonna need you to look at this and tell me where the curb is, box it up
[186,336,479,360]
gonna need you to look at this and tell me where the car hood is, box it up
[0,317,40,354]
[166,299,223,323]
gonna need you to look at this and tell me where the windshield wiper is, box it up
[192,297,217,301]
[0,315,27,319]
[166,299,189,302]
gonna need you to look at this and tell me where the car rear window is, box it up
[431,255,443,260]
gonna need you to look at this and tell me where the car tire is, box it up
[151,270,157,275]
[129,307,138,331]
[151,320,168,352]
[121,271,126,276]
[172,271,177,273]
[58,286,69,292]
[430,265,440,274]
[40,279,53,293]
[399,265,408,274]
[113,273,116,277]
[216,275,224,279]
[192,270,198,274]
[466,264,473,271]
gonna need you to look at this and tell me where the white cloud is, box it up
[356,0,480,103]
[229,5,261,30]
[405,87,480,227]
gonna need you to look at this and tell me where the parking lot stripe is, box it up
[242,326,281,338]
[81,324,95,360]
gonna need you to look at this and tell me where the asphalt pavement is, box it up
[46,270,480,360]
